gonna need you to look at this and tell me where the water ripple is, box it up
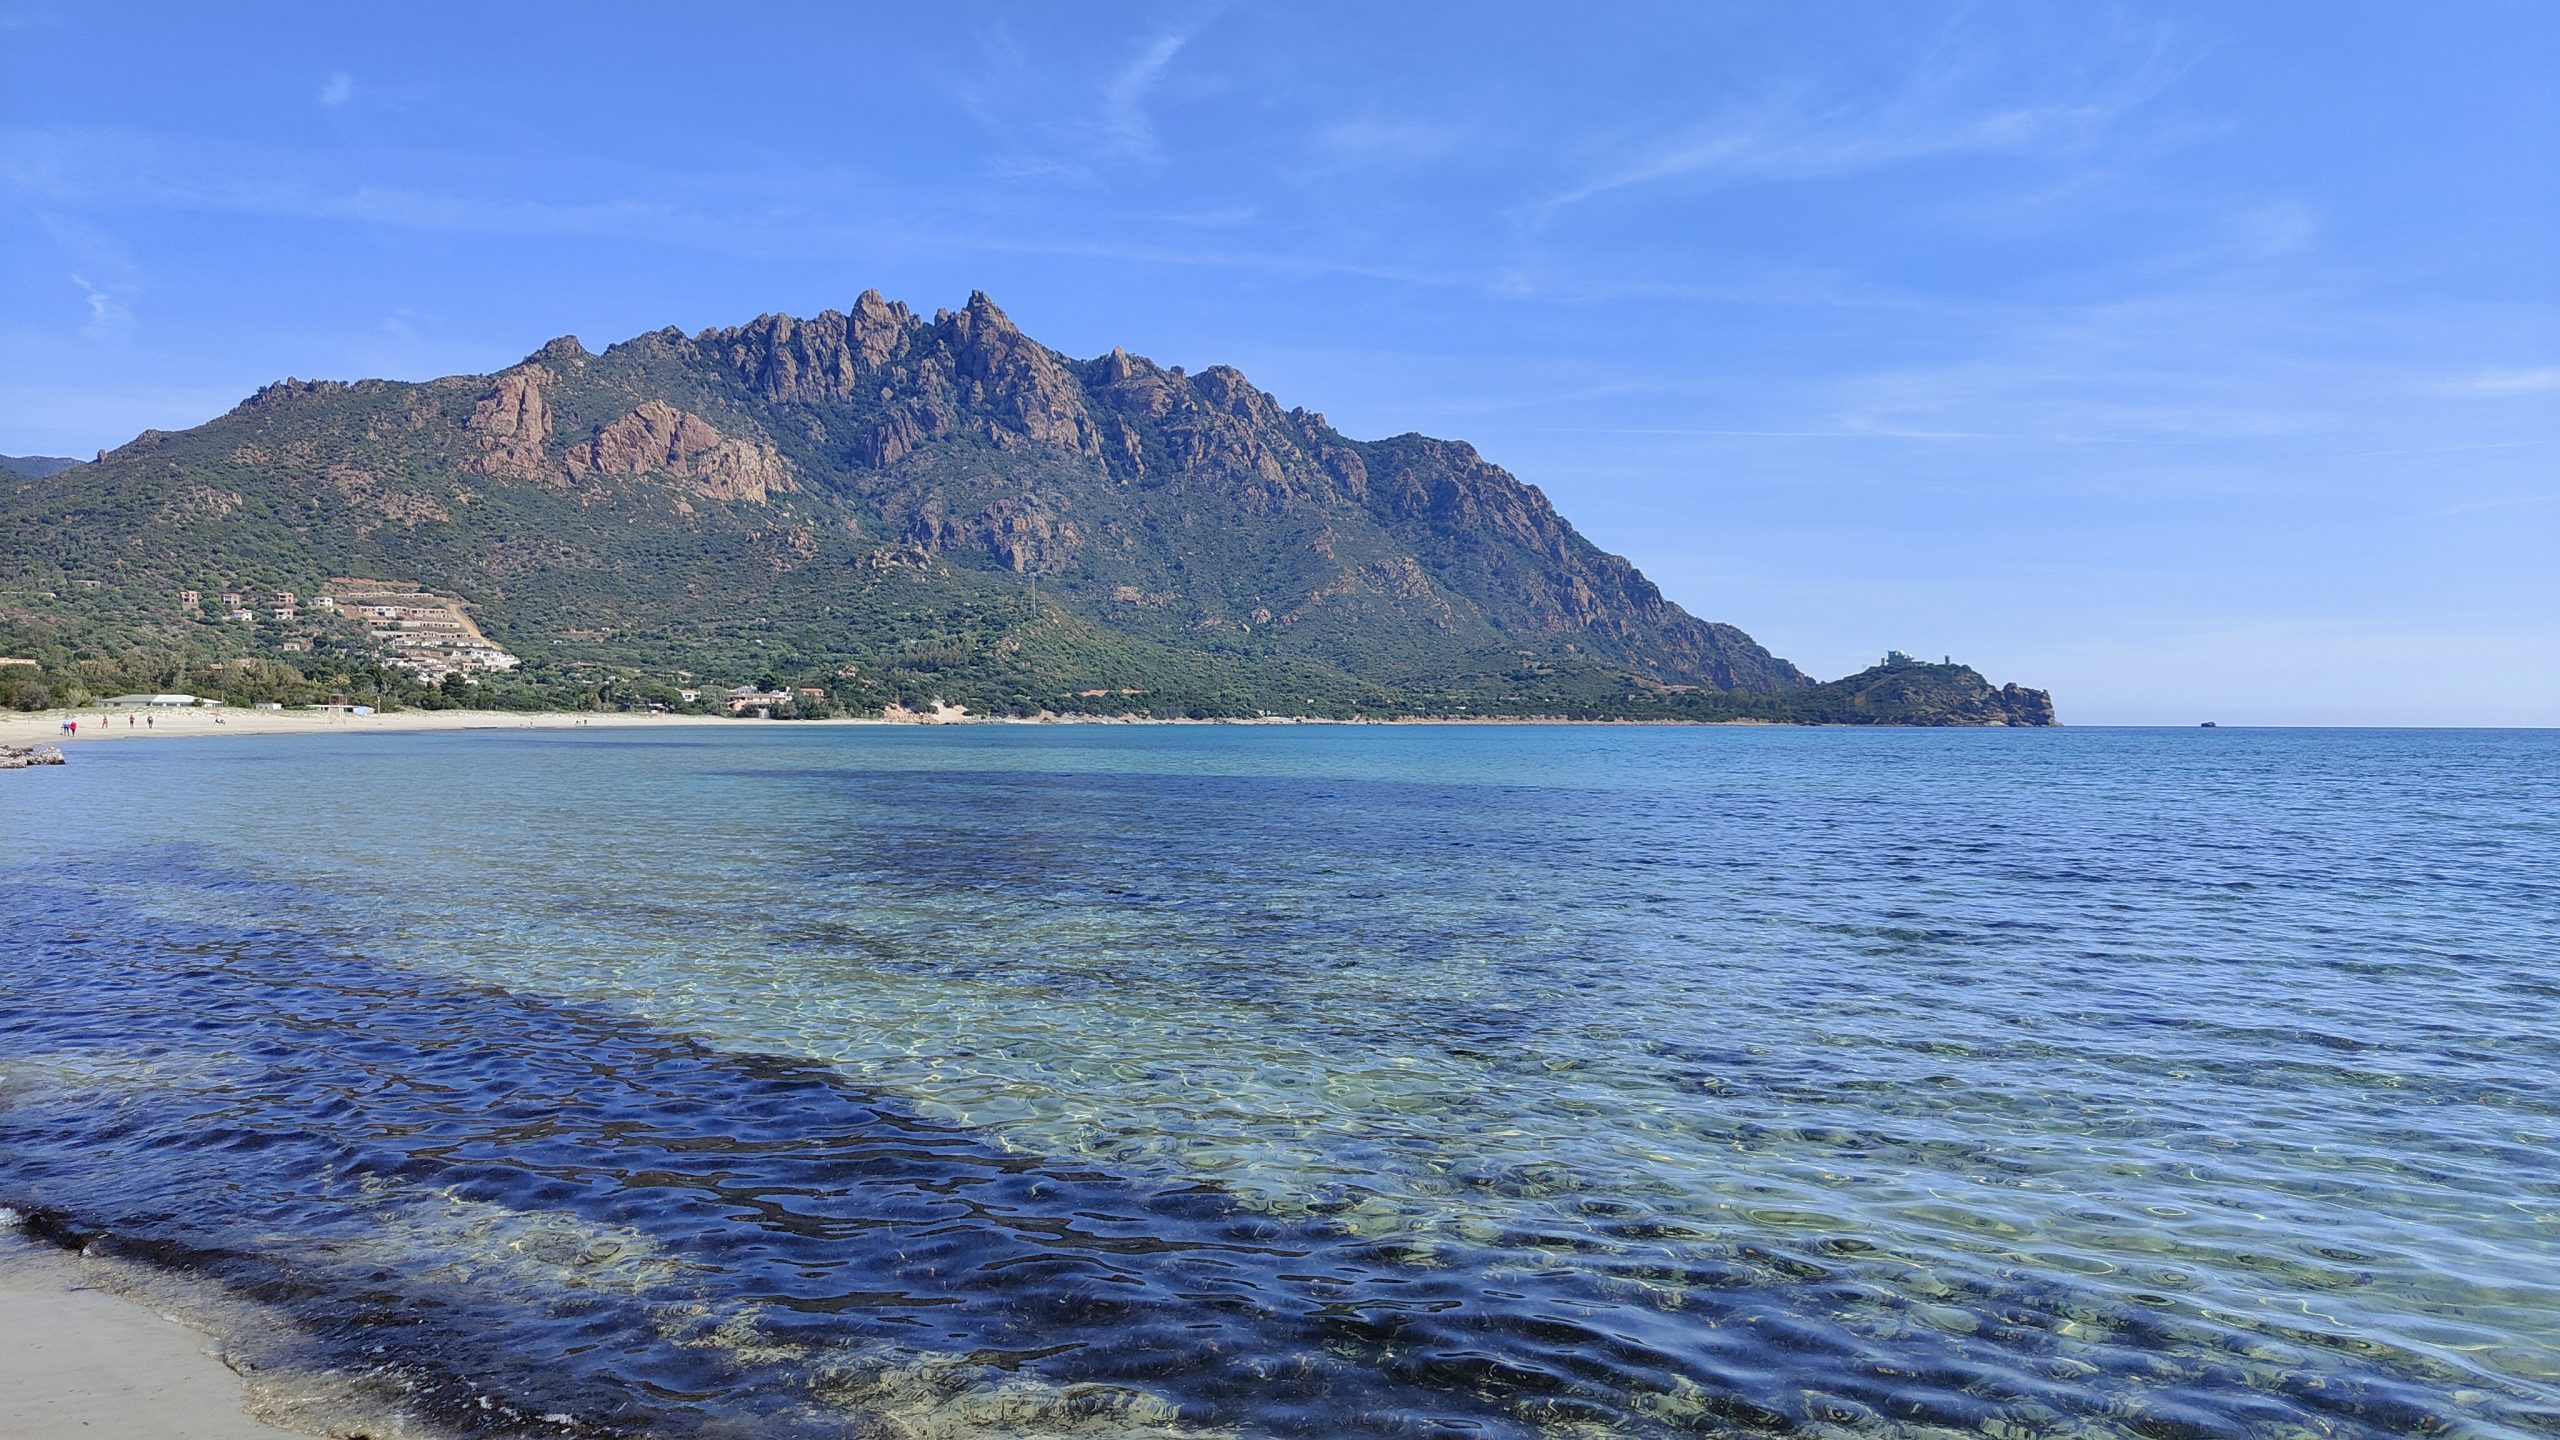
[2,725,2556,1438]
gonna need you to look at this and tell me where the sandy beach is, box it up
[0,1236,305,1440]
[1,705,845,748]
[1,707,1765,750]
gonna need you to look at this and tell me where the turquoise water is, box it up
[2,725,2556,1438]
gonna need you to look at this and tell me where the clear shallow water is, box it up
[2,725,2556,1439]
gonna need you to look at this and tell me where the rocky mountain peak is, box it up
[951,289,1018,336]
[931,291,1098,457]
[709,304,908,405]
[1191,365,1283,426]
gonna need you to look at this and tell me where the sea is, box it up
[1,724,2554,1439]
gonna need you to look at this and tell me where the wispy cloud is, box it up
[1155,203,1260,227]
[2416,485,2560,520]
[2230,199,2319,258]
[0,125,1461,294]
[2434,367,2560,397]
[1097,29,1187,162]
[959,17,1214,186]
[1521,17,2190,225]
[317,71,353,108]
[1544,102,2118,217]
[5,127,712,243]
[69,273,134,336]
[1311,116,1465,168]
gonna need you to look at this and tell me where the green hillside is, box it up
[0,291,2052,724]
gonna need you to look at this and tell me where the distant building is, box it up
[725,685,792,715]
[273,591,297,607]
[102,693,199,707]
[677,688,702,703]
[797,686,826,698]
[0,658,35,669]
[220,592,245,608]
[273,607,297,621]
[227,608,255,621]
[311,596,338,610]
[179,589,201,605]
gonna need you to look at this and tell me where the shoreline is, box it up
[0,707,1812,748]
[0,1228,314,1440]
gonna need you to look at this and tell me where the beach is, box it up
[0,708,1747,752]
[2,706,785,747]
[0,1232,304,1440]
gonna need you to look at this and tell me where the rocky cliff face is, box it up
[566,401,795,504]
[464,369,556,481]
[0,289,2053,722]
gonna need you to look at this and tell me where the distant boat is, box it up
[2199,721,2218,728]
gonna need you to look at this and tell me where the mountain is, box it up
[0,291,2053,723]
[0,454,83,480]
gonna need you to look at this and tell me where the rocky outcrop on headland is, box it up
[1787,657,2058,726]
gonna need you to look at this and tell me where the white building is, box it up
[101,693,201,707]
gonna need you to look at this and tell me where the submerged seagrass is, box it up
[2,725,2553,1438]
[0,292,2047,723]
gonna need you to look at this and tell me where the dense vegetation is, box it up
[0,454,84,481]
[0,292,2053,724]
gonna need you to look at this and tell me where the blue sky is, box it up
[4,3,2554,724]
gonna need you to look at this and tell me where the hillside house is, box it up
[726,685,793,716]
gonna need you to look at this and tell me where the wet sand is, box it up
[0,1240,306,1440]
